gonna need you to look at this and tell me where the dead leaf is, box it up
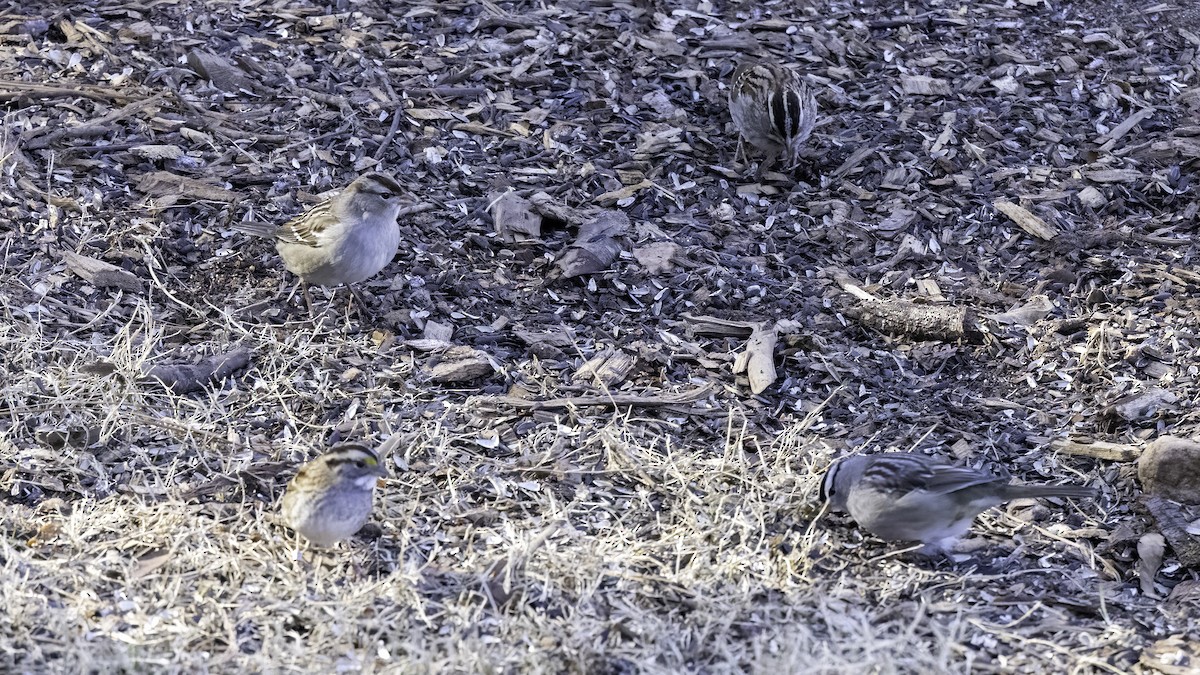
[130,549,173,581]
[490,192,542,243]
[553,210,629,278]
[186,50,258,93]
[986,295,1056,326]
[632,242,682,274]
[732,322,778,395]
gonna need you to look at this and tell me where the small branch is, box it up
[475,384,715,411]
[832,269,985,343]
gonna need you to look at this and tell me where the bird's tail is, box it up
[229,220,279,238]
[1002,483,1099,500]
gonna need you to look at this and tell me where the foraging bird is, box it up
[234,172,406,313]
[280,443,388,547]
[728,61,818,179]
[820,453,1098,553]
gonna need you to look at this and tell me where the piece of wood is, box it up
[848,297,984,343]
[490,191,542,242]
[61,250,145,293]
[24,94,167,149]
[552,209,629,278]
[573,349,638,388]
[427,346,497,383]
[994,199,1059,240]
[1097,107,1156,152]
[476,384,715,411]
[1050,438,1140,462]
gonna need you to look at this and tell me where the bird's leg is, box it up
[734,136,747,170]
[301,282,316,317]
[755,148,780,182]
[347,285,369,316]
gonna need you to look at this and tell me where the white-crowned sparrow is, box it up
[235,172,406,312]
[280,443,388,547]
[820,453,1098,553]
[728,61,818,179]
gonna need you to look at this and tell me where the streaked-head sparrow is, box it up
[728,61,818,179]
[280,443,388,547]
[820,453,1098,553]
[235,172,405,312]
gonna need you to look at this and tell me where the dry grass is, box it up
[3,0,1197,670]
[0,292,1152,674]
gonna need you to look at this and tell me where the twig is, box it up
[374,106,405,160]
[474,384,715,411]
[0,80,137,103]
[23,94,167,149]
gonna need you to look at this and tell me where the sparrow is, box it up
[234,172,405,313]
[820,453,1098,553]
[728,61,818,179]
[280,443,388,547]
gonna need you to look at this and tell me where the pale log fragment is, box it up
[901,75,951,95]
[849,297,984,344]
[474,384,716,411]
[831,269,983,343]
[1085,168,1144,183]
[1050,438,1140,462]
[994,200,1059,240]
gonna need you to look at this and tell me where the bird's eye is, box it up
[355,460,366,468]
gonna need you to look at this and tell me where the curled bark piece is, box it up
[1137,532,1165,597]
[1143,495,1200,568]
[732,322,778,394]
[489,191,542,242]
[427,346,497,383]
[573,349,638,388]
[1102,388,1178,424]
[553,209,629,278]
[141,347,252,394]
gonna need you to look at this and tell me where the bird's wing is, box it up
[275,202,336,247]
[862,455,1001,497]
[919,464,1006,496]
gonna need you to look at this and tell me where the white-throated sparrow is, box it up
[728,61,818,179]
[280,443,388,547]
[821,453,1097,553]
[235,172,406,312]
